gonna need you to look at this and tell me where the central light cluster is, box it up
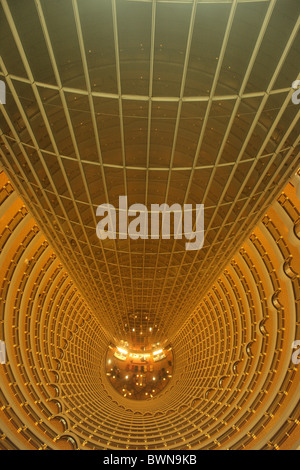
[105,343,174,400]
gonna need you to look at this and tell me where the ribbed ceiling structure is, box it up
[0,0,299,451]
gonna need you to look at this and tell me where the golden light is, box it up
[116,347,128,355]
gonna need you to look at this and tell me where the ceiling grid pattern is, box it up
[0,0,299,346]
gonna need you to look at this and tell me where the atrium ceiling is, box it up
[0,0,299,451]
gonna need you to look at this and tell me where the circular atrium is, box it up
[0,0,299,452]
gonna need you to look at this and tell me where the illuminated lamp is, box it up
[153,349,163,356]
[117,347,128,355]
